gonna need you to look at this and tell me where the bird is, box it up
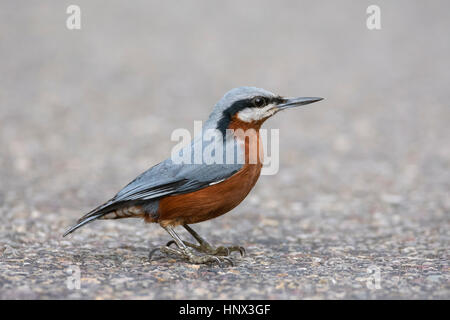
[63,87,323,265]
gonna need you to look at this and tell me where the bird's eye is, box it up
[252,97,266,108]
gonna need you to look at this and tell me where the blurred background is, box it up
[0,1,448,299]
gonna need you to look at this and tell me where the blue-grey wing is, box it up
[113,135,244,202]
[112,160,243,202]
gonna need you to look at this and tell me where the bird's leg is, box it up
[166,224,245,257]
[152,225,233,266]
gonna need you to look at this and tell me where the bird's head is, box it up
[208,87,323,133]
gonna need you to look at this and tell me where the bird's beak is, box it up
[277,97,324,110]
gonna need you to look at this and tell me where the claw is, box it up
[166,240,176,247]
[223,257,234,267]
[148,248,160,261]
[212,245,246,257]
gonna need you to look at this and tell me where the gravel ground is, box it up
[0,1,449,299]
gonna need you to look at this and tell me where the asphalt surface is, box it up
[0,1,449,299]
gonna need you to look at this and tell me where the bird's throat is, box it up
[228,114,264,165]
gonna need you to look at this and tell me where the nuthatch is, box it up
[64,87,323,265]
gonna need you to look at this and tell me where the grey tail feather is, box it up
[62,199,121,237]
[63,214,102,237]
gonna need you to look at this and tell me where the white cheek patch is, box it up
[237,104,276,122]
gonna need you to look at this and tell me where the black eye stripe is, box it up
[217,96,283,135]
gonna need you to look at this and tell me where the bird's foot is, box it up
[166,240,245,257]
[150,245,233,266]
